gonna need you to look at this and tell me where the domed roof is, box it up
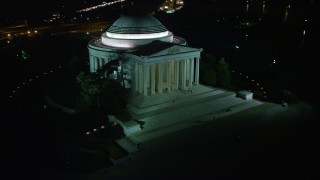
[107,15,167,34]
[100,15,173,48]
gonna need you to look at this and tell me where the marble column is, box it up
[195,57,200,85]
[186,59,190,84]
[89,55,94,73]
[97,58,100,70]
[167,62,171,92]
[135,62,138,92]
[175,61,179,90]
[94,57,98,72]
[102,59,105,68]
[151,64,156,95]
[139,64,143,93]
[158,63,163,94]
[182,59,187,90]
[143,64,149,96]
[99,58,103,69]
[190,58,194,87]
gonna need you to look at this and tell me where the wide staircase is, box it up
[126,85,263,143]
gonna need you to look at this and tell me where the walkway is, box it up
[125,85,263,144]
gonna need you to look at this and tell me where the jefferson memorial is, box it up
[87,15,261,145]
[88,15,202,96]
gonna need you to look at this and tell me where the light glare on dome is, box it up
[101,38,134,48]
[106,31,169,40]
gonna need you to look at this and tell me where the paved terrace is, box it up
[124,85,263,144]
[129,85,224,115]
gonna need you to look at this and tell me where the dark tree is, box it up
[76,57,129,115]
[76,71,103,111]
[200,53,231,88]
[216,57,231,88]
[203,68,217,86]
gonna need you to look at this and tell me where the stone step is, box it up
[129,84,217,107]
[130,100,262,143]
[128,85,225,114]
[129,90,228,116]
[139,94,243,128]
[132,92,234,121]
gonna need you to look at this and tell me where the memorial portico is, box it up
[131,46,201,96]
[88,15,202,96]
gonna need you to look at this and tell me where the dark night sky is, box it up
[1,0,63,16]
[1,0,166,16]
[1,0,96,16]
[0,0,294,15]
[3,0,59,10]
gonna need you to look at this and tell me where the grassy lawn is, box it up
[44,69,80,109]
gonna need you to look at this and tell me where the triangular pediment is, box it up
[132,41,201,58]
[149,45,200,57]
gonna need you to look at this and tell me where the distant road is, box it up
[0,21,111,40]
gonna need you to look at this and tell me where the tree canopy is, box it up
[216,57,231,88]
[75,60,128,115]
[200,53,231,88]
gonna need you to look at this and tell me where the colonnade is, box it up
[135,57,200,96]
[89,56,111,73]
[89,53,201,96]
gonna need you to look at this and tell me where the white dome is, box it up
[108,15,167,34]
[101,15,173,48]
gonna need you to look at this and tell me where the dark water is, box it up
[157,0,320,104]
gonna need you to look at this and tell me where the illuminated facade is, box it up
[88,15,202,96]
